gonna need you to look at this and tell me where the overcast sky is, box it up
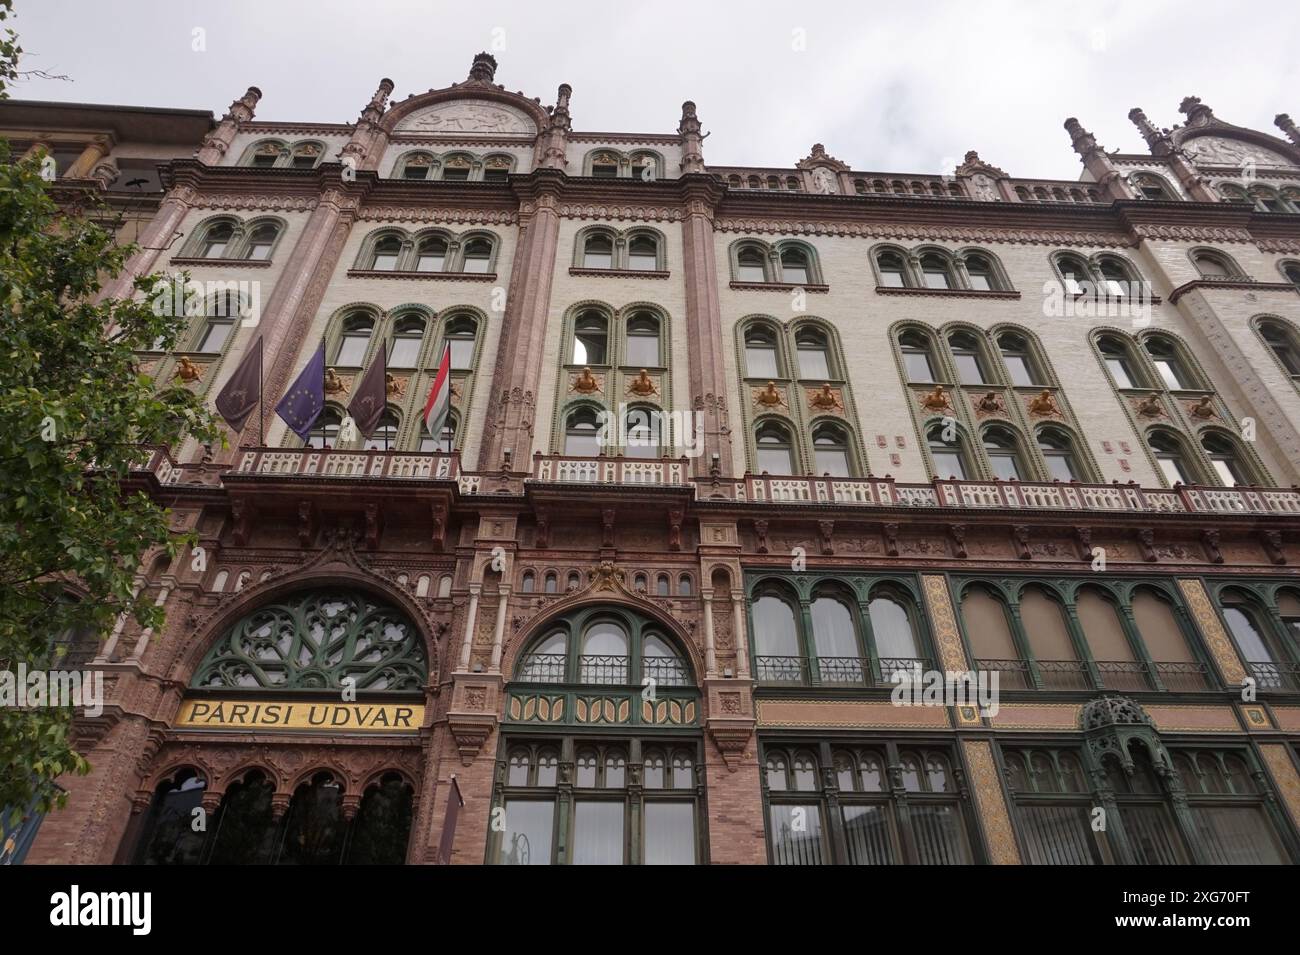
[11,0,1300,180]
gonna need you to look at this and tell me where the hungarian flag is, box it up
[348,343,387,439]
[422,344,452,446]
[275,342,325,440]
[213,336,262,433]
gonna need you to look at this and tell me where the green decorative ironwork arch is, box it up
[192,589,427,692]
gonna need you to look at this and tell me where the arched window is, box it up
[997,332,1040,386]
[1249,186,1287,213]
[306,408,342,449]
[947,331,988,385]
[249,141,283,168]
[483,156,512,182]
[1256,319,1300,378]
[200,221,235,259]
[795,327,832,379]
[363,410,400,451]
[869,592,921,665]
[780,247,811,285]
[289,142,322,169]
[1133,173,1174,200]
[752,592,800,681]
[625,313,661,367]
[1097,335,1141,389]
[415,237,447,272]
[677,575,692,597]
[982,426,1025,481]
[1283,263,1300,290]
[196,296,237,353]
[420,412,456,453]
[920,252,954,290]
[876,250,910,288]
[927,423,967,480]
[1037,427,1081,482]
[1057,254,1089,296]
[444,315,477,370]
[583,232,614,269]
[243,223,278,260]
[755,421,794,475]
[572,311,608,365]
[460,238,493,273]
[400,152,434,180]
[388,316,426,369]
[1219,591,1289,690]
[623,406,661,458]
[1148,429,1195,486]
[591,153,619,177]
[1143,336,1195,390]
[370,235,402,271]
[899,330,937,382]
[205,771,277,864]
[565,407,601,456]
[544,573,558,595]
[279,773,346,865]
[335,314,374,367]
[567,571,581,591]
[736,245,767,282]
[964,254,998,291]
[441,155,472,181]
[347,773,415,865]
[1192,250,1236,279]
[1096,257,1133,298]
[1219,183,1251,204]
[656,574,670,597]
[1201,432,1250,486]
[133,770,209,865]
[812,422,852,477]
[521,571,535,593]
[744,326,780,378]
[810,593,861,682]
[628,234,658,271]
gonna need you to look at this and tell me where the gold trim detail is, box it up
[1176,578,1248,686]
[962,739,1021,865]
[1259,744,1300,831]
[921,574,970,672]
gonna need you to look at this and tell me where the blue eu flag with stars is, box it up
[275,343,326,440]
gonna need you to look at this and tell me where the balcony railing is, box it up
[577,654,630,685]
[976,658,1214,692]
[643,656,691,687]
[518,653,567,684]
[531,452,691,486]
[754,655,931,687]
[1247,661,1300,692]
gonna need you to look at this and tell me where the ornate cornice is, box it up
[356,207,517,224]
[715,218,1132,246]
[558,204,682,222]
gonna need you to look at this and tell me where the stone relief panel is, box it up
[395,100,536,137]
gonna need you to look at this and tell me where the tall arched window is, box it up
[579,620,630,684]
[899,330,937,382]
[1192,250,1235,279]
[927,424,967,480]
[363,410,400,451]
[744,326,780,378]
[876,250,910,288]
[1037,427,1081,482]
[1057,254,1090,296]
[564,407,601,456]
[1097,257,1132,298]
[200,221,235,259]
[460,238,493,273]
[1148,429,1195,486]
[335,314,374,366]
[444,315,477,370]
[572,311,609,365]
[583,233,615,269]
[795,327,832,379]
[1201,432,1250,486]
[370,236,402,271]
[196,297,237,354]
[1097,335,1142,389]
[623,406,661,458]
[812,422,851,477]
[997,332,1040,386]
[415,237,447,272]
[306,408,342,449]
[920,252,954,290]
[625,313,661,367]
[1256,319,1300,378]
[780,247,810,285]
[1144,337,1194,390]
[388,316,426,369]
[628,234,658,271]
[752,593,801,682]
[1133,173,1174,200]
[810,593,861,683]
[1284,263,1300,290]
[964,254,997,291]
[1219,591,1290,690]
[947,331,988,385]
[755,422,795,474]
[868,592,921,666]
[244,223,279,260]
[737,245,767,282]
[133,770,209,865]
[982,426,1025,481]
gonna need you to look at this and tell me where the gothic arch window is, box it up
[735,242,770,282]
[305,407,343,449]
[1218,589,1294,691]
[196,218,236,259]
[1132,172,1176,200]
[571,310,610,365]
[243,221,281,260]
[442,314,478,370]
[1037,426,1083,482]
[927,421,969,480]
[369,234,403,271]
[204,770,278,864]
[191,589,428,691]
[996,331,1043,387]
[1095,334,1145,389]
[811,421,852,477]
[458,235,495,273]
[626,232,661,271]
[622,405,662,458]
[874,247,913,288]
[514,607,693,688]
[755,420,795,475]
[388,315,427,369]
[362,409,401,451]
[335,312,376,367]
[982,425,1027,481]
[947,330,990,385]
[919,251,955,290]
[1253,316,1300,381]
[582,230,616,269]
[1053,253,1091,296]
[347,773,416,865]
[794,326,833,380]
[564,406,602,456]
[743,323,782,379]
[1147,428,1199,486]
[1200,430,1254,487]
[624,312,662,368]
[133,769,209,865]
[1280,261,1300,290]
[397,151,435,180]
[414,234,449,272]
[1142,334,1199,390]
[1190,248,1243,280]
[898,329,939,383]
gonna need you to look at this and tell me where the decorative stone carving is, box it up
[1027,389,1062,418]
[571,367,601,394]
[385,373,406,398]
[1134,394,1165,418]
[918,385,952,413]
[173,356,203,383]
[753,381,787,409]
[627,369,658,397]
[324,367,348,396]
[396,100,536,136]
[1187,395,1217,419]
[807,384,843,412]
[974,391,1005,416]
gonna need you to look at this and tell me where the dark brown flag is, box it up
[214,336,263,433]
[348,343,387,439]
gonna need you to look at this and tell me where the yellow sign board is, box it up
[176,698,423,734]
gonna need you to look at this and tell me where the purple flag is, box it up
[348,343,387,439]
[213,337,263,433]
[275,343,325,440]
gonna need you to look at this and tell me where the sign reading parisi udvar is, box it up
[176,698,424,733]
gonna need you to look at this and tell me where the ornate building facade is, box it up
[8,54,1300,864]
